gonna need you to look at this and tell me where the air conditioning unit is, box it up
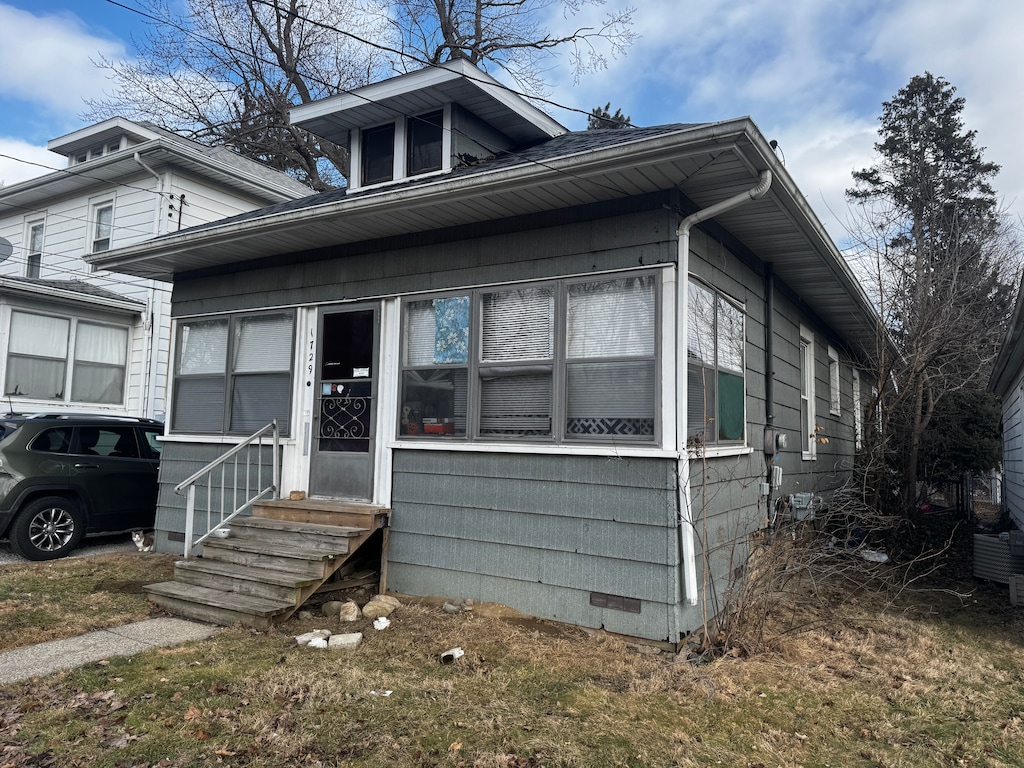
[973,533,1024,584]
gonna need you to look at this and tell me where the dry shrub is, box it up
[710,477,961,658]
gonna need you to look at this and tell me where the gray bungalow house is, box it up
[90,60,878,644]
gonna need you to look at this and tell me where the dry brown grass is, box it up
[1,551,1023,767]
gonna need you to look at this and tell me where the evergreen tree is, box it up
[587,102,631,129]
[847,73,1018,513]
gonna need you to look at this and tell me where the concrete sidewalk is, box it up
[0,618,219,685]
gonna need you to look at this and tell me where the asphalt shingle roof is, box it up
[173,124,701,236]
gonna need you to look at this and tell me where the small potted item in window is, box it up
[422,417,455,434]
[401,404,421,434]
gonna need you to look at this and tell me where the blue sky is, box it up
[2,0,1023,247]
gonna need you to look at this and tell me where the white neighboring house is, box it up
[0,118,311,419]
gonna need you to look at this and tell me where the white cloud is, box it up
[0,3,127,116]
[0,138,65,188]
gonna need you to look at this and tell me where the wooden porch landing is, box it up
[144,500,390,629]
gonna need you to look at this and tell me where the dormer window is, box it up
[361,123,396,185]
[408,110,443,174]
[354,108,450,190]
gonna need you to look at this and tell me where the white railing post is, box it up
[272,419,280,499]
[184,484,196,558]
[174,421,281,556]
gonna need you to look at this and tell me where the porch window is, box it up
[4,311,128,404]
[399,272,658,444]
[171,311,294,435]
[687,281,745,447]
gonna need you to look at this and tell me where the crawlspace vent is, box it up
[590,592,641,614]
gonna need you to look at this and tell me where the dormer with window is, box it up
[48,118,162,169]
[290,59,566,192]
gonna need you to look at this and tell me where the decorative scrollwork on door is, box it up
[318,396,372,439]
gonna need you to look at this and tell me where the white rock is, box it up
[308,637,328,649]
[328,632,364,650]
[295,629,332,646]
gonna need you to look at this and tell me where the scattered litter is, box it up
[370,690,393,697]
[308,637,328,649]
[440,647,465,664]
[295,629,332,646]
[443,602,462,614]
[373,616,391,630]
[859,548,889,563]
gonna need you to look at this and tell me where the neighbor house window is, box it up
[25,219,44,278]
[687,280,745,447]
[408,110,443,175]
[399,272,658,444]
[91,200,114,253]
[171,311,294,435]
[800,325,816,460]
[828,345,841,415]
[4,311,128,404]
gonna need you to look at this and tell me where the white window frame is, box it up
[90,197,115,254]
[686,279,747,448]
[800,325,816,460]
[170,310,296,436]
[828,345,841,416]
[350,105,452,192]
[4,310,129,406]
[24,218,44,278]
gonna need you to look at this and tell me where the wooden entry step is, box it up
[145,501,390,629]
[254,498,390,529]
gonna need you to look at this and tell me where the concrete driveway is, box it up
[0,532,137,565]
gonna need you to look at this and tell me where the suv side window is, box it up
[140,427,161,459]
[31,427,73,454]
[74,426,141,458]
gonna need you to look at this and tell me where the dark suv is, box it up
[0,413,162,560]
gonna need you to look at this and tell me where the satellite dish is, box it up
[0,237,11,263]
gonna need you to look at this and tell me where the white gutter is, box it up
[676,169,772,606]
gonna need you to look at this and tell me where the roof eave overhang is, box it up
[92,119,759,273]
[0,278,145,314]
[291,59,566,146]
[0,140,308,210]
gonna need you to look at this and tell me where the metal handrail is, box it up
[175,420,280,558]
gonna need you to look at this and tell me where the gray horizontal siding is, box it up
[387,450,684,642]
[172,203,676,316]
[153,441,279,550]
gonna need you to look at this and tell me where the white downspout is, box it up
[134,152,166,420]
[676,169,772,605]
